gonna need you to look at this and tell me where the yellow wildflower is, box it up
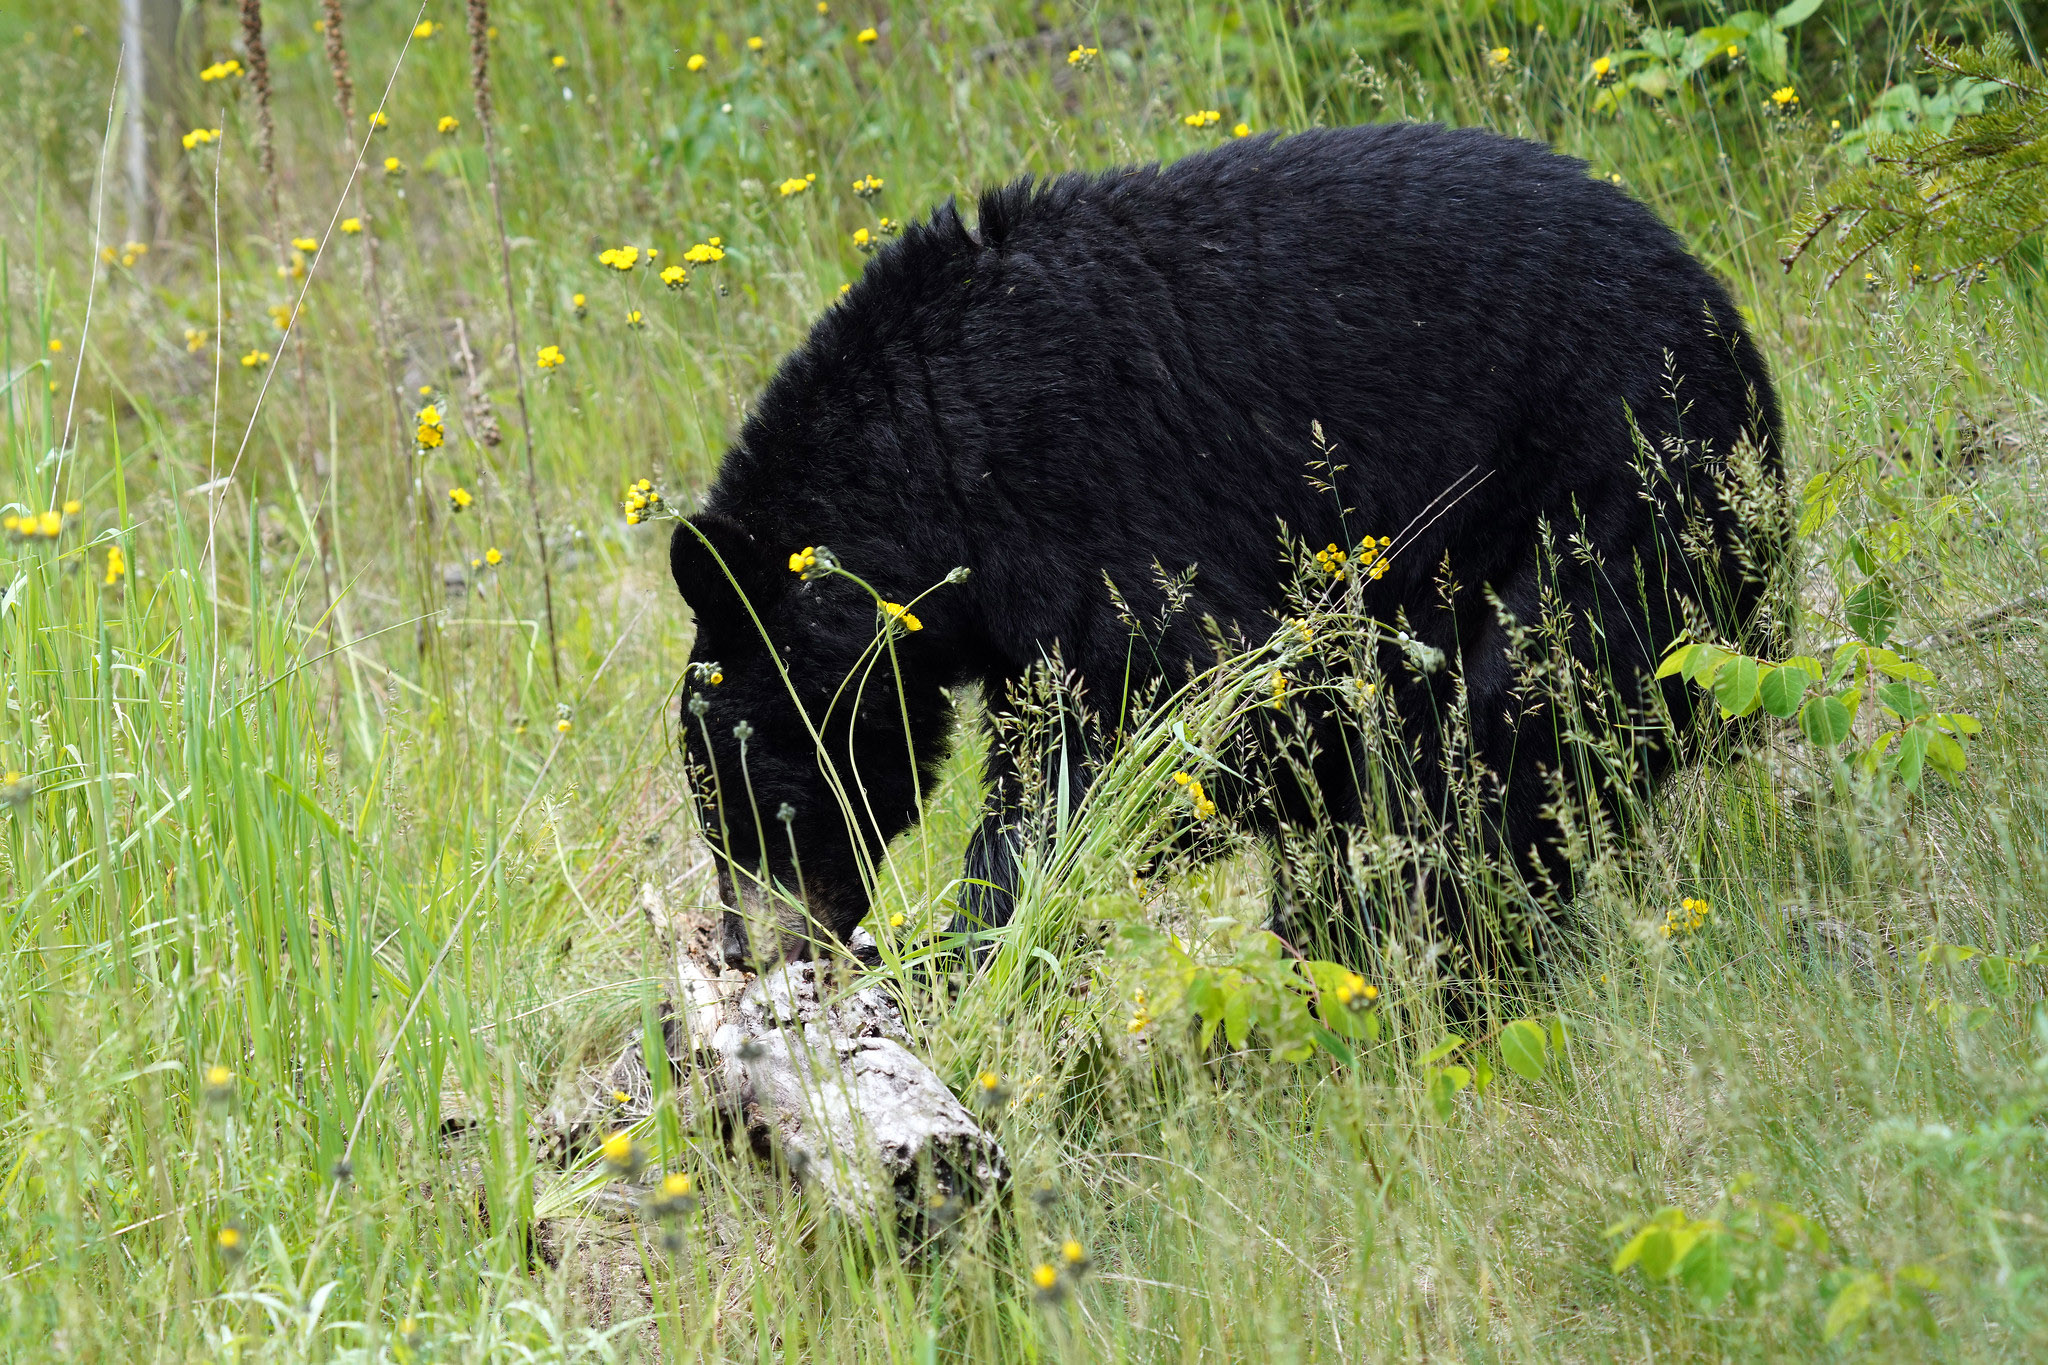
[447,486,473,512]
[1770,86,1798,107]
[687,53,707,72]
[184,327,206,353]
[599,245,640,270]
[789,545,819,574]
[856,26,879,44]
[47,339,63,354]
[747,36,764,51]
[1182,109,1222,127]
[625,308,645,328]
[416,404,445,448]
[104,544,127,585]
[368,110,389,129]
[1233,122,1251,137]
[485,546,503,566]
[778,175,815,197]
[290,235,318,252]
[180,127,222,150]
[1591,55,1613,81]
[199,59,243,82]
[1268,670,1288,707]
[537,343,565,370]
[880,600,922,631]
[818,1,830,12]
[551,53,567,69]
[683,242,725,264]
[852,174,885,198]
[853,227,874,252]
[383,156,404,174]
[599,1129,640,1174]
[1067,46,1098,68]
[661,264,688,289]
[1031,1264,1059,1291]
[413,20,438,40]
[556,717,572,734]
[340,217,362,235]
[36,511,62,537]
[437,114,460,134]
[240,350,270,368]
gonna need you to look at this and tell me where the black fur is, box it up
[670,123,1782,963]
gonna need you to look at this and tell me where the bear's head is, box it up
[669,512,955,966]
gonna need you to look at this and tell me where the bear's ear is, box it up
[670,512,784,644]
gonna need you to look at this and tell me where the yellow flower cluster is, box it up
[383,156,404,175]
[1268,670,1288,708]
[100,240,150,268]
[1067,45,1098,68]
[1172,770,1217,820]
[368,110,390,129]
[778,174,818,197]
[536,343,565,369]
[447,486,473,513]
[341,217,363,234]
[485,546,503,566]
[599,1130,640,1175]
[1183,108,1223,127]
[1661,897,1711,939]
[3,506,73,540]
[880,600,923,631]
[1332,972,1378,1008]
[104,544,127,585]
[625,308,645,329]
[181,127,222,150]
[290,235,318,252]
[551,53,567,69]
[683,239,725,264]
[686,53,707,72]
[437,114,460,134]
[1488,46,1511,68]
[623,479,662,525]
[856,26,879,44]
[184,328,206,353]
[660,264,688,290]
[853,227,874,253]
[199,59,243,82]
[1313,536,1391,583]
[599,244,640,271]
[747,35,765,51]
[852,174,885,199]
[240,349,270,369]
[1770,85,1799,107]
[789,545,819,574]
[1128,987,1150,1033]
[413,20,439,39]
[416,404,444,449]
[1233,122,1252,137]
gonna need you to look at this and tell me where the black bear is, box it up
[670,123,1781,969]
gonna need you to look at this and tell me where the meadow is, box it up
[4,0,2048,1359]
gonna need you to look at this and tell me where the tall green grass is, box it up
[3,1,2046,1359]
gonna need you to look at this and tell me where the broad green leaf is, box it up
[1655,640,1698,680]
[1472,1052,1495,1095]
[1845,579,1899,645]
[1499,1019,1547,1081]
[1678,1231,1735,1306]
[1425,1065,1470,1120]
[1222,985,1251,1049]
[1548,1014,1571,1058]
[1926,732,1967,776]
[1933,711,1982,736]
[1757,662,1814,717]
[1799,694,1854,747]
[1711,654,1761,717]
[1979,955,2018,998]
[1771,0,1824,29]
[1917,942,1979,966]
[1420,1035,1465,1066]
[1891,723,1929,789]
[1877,681,1931,721]
[1869,649,1935,684]
[1825,1272,1884,1341]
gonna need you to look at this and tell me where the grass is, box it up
[3,0,2048,1359]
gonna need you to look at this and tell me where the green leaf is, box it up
[1222,985,1251,1049]
[1845,579,1899,645]
[1757,662,1814,717]
[1420,1035,1465,1066]
[1654,641,1699,680]
[1425,1065,1470,1121]
[1677,1231,1735,1306]
[1877,681,1932,721]
[1799,694,1855,747]
[1925,732,1967,777]
[1684,644,1732,686]
[1711,654,1762,717]
[1548,1014,1571,1059]
[1771,0,1824,30]
[1979,955,2018,998]
[1499,1019,1548,1081]
[1825,1271,1884,1342]
[1891,723,1929,789]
